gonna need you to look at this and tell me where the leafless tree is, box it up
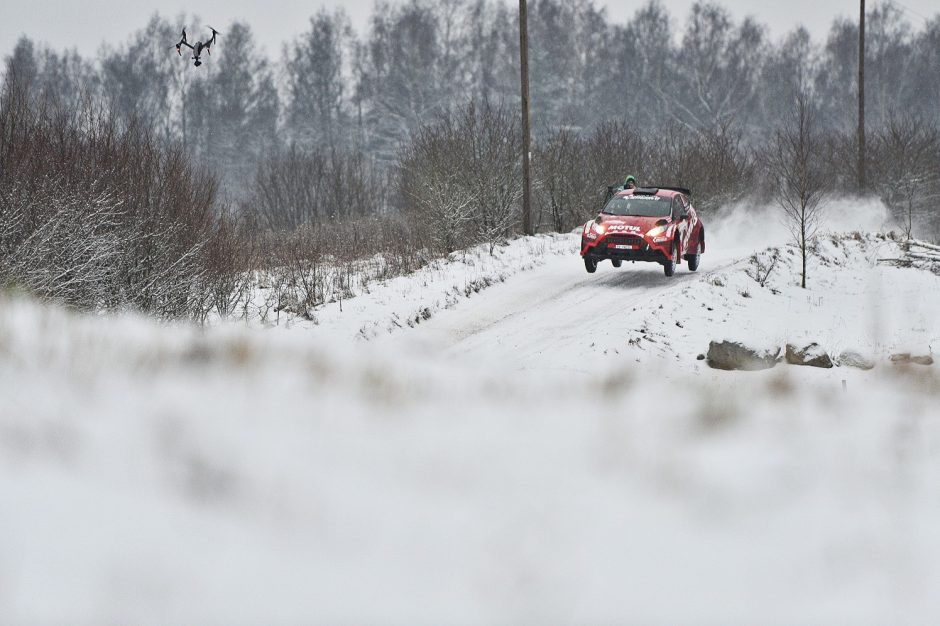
[284,9,353,151]
[656,2,766,131]
[870,117,940,240]
[766,94,829,288]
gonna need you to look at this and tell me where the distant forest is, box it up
[4,0,939,193]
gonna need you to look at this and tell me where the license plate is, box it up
[611,244,635,250]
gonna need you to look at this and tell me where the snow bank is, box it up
[2,291,940,624]
[234,233,576,340]
[606,231,939,369]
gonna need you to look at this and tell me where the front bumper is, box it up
[581,234,671,263]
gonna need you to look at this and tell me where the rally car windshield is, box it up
[602,195,671,217]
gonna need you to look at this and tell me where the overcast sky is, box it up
[2,0,936,59]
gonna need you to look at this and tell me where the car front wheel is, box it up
[687,240,702,272]
[663,242,677,277]
[611,259,622,268]
[584,257,598,273]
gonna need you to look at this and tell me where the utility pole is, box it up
[858,0,866,192]
[519,0,533,235]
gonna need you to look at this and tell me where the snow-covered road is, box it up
[368,203,767,371]
[382,252,705,372]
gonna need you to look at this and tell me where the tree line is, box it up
[5,0,940,188]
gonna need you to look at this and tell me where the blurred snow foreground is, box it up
[2,232,940,624]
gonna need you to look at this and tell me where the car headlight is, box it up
[593,222,607,236]
[646,225,667,238]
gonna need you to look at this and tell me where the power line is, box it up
[882,0,931,24]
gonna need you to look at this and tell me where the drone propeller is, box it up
[174,27,189,55]
[205,27,220,54]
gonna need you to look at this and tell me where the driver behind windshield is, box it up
[602,194,670,218]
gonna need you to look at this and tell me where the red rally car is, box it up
[580,186,705,277]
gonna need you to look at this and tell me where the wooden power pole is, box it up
[519,0,533,235]
[858,0,867,192]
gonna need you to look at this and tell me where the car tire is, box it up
[584,257,598,273]
[663,242,677,277]
[611,259,623,268]
[687,240,702,272]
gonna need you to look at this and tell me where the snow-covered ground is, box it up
[232,234,576,338]
[389,230,937,375]
[2,199,940,624]
[262,197,935,378]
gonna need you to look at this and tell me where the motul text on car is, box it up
[580,186,705,277]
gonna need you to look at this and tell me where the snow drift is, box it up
[1,279,940,624]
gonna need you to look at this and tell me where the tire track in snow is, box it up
[390,251,736,370]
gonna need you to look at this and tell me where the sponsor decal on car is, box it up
[607,224,642,232]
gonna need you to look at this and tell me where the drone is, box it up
[175,26,220,67]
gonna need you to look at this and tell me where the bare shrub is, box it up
[869,117,940,240]
[0,71,235,319]
[241,213,432,324]
[535,126,600,232]
[647,123,757,215]
[746,249,781,287]
[530,120,755,232]
[398,100,521,254]
[246,146,389,231]
[198,210,258,321]
[399,117,476,253]
[0,184,127,306]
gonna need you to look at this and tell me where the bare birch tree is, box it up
[766,94,828,288]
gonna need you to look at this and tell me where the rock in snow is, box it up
[837,350,876,370]
[786,342,834,368]
[707,340,780,371]
[890,353,935,366]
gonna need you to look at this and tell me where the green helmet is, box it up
[624,175,637,186]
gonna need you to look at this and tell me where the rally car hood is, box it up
[596,214,671,235]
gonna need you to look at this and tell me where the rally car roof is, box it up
[620,186,692,199]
